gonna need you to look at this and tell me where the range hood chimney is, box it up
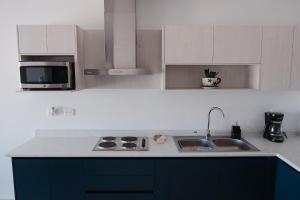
[104,0,146,75]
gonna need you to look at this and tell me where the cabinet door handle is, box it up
[85,190,154,194]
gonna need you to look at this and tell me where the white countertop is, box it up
[6,130,300,172]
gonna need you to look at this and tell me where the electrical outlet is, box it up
[47,106,76,117]
[64,107,76,116]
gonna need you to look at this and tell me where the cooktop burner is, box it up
[98,141,116,149]
[121,136,138,142]
[93,136,148,151]
[102,136,116,141]
[122,142,137,149]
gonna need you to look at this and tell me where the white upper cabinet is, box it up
[260,26,294,90]
[164,25,214,64]
[17,25,77,55]
[213,25,262,64]
[163,25,262,65]
[47,25,76,54]
[18,25,47,54]
[290,26,300,90]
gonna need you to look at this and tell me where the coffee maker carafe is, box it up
[264,112,286,143]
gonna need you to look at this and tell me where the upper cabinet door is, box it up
[213,25,262,64]
[260,26,294,90]
[164,25,213,64]
[290,26,300,90]
[46,25,76,54]
[18,25,47,54]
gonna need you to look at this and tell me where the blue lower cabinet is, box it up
[219,157,276,200]
[51,159,85,200]
[156,158,276,200]
[12,159,52,200]
[156,159,222,200]
[12,157,300,200]
[275,159,300,200]
[12,158,155,200]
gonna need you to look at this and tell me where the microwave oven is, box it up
[19,61,75,90]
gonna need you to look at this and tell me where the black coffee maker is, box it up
[264,112,286,143]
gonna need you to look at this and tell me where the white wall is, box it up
[1,0,300,199]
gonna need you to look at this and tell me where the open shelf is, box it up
[164,65,260,90]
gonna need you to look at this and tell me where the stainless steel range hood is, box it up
[104,0,146,75]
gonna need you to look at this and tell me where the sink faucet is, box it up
[206,107,225,140]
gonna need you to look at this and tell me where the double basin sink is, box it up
[174,136,259,152]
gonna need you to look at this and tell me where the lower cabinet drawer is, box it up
[84,175,154,191]
[85,193,154,200]
[84,159,154,175]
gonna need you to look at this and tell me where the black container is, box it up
[231,125,241,139]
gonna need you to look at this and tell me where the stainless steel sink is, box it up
[178,139,214,151]
[174,136,259,152]
[212,138,257,151]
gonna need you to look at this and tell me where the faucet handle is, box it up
[206,130,211,140]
